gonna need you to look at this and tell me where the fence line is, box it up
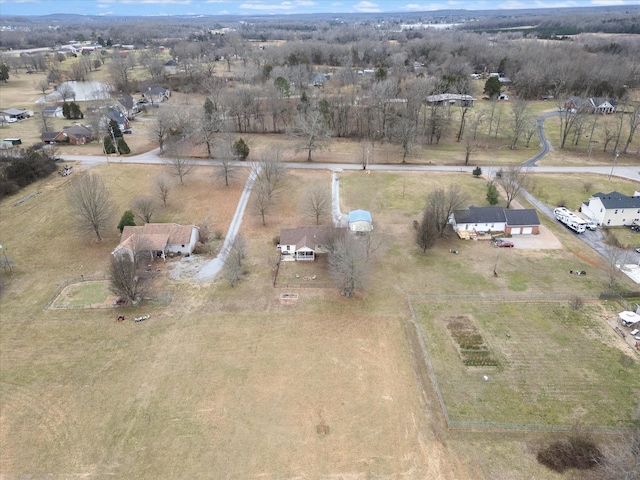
[44,274,111,310]
[405,295,628,435]
[408,293,594,303]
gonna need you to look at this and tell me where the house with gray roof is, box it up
[581,191,640,227]
[450,206,540,238]
[278,226,345,261]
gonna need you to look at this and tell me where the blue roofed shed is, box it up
[348,209,373,232]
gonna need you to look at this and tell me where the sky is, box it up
[0,0,637,17]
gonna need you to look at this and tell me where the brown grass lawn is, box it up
[2,74,640,478]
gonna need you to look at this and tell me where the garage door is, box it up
[522,227,533,235]
[510,227,521,235]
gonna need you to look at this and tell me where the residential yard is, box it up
[1,159,639,479]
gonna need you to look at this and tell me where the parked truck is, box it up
[554,207,587,233]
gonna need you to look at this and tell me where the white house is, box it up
[279,226,341,261]
[42,105,63,117]
[425,93,475,108]
[581,191,640,227]
[112,223,199,261]
[450,206,540,238]
[348,210,373,232]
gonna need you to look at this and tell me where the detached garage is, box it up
[504,209,540,235]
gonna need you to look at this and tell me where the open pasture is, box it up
[414,300,640,427]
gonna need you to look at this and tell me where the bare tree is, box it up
[427,185,468,237]
[164,143,194,185]
[302,183,331,224]
[67,172,114,241]
[329,232,370,298]
[213,139,237,187]
[391,113,418,164]
[132,196,156,223]
[223,236,247,287]
[150,109,174,154]
[57,83,75,103]
[415,206,439,253]
[510,99,531,149]
[36,78,49,95]
[292,109,330,161]
[154,174,173,207]
[252,180,273,227]
[498,165,531,209]
[623,102,640,154]
[251,147,288,226]
[37,105,52,133]
[462,130,476,166]
[593,422,640,480]
[110,251,145,304]
[604,244,627,288]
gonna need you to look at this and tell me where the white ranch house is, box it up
[279,226,344,261]
[450,206,540,239]
[581,191,640,227]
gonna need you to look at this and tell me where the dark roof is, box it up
[592,191,640,209]
[63,125,93,138]
[42,106,61,112]
[504,209,540,226]
[105,109,126,123]
[41,131,60,141]
[453,206,506,224]
[147,86,168,95]
[453,206,540,227]
[164,60,178,66]
[117,94,135,110]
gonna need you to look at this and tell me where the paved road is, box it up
[59,113,640,281]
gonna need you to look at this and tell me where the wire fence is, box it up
[405,295,630,435]
[44,274,111,310]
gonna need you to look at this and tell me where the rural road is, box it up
[59,112,640,280]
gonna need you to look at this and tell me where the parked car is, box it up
[493,238,514,248]
[635,248,640,253]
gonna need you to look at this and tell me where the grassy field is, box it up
[414,300,640,427]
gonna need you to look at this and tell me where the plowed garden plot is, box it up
[414,301,640,427]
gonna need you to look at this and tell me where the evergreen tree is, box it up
[103,136,116,154]
[484,77,502,98]
[108,119,123,138]
[117,210,135,233]
[116,137,130,154]
[0,63,9,83]
[233,138,250,160]
[62,102,71,119]
[70,102,83,119]
[472,166,482,178]
[486,181,500,205]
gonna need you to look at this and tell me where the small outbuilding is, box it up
[348,210,373,233]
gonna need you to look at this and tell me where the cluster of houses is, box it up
[38,87,170,147]
[563,97,618,114]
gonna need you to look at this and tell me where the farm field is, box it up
[413,300,640,427]
[1,160,639,479]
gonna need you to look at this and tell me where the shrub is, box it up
[537,437,602,473]
[0,147,58,199]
